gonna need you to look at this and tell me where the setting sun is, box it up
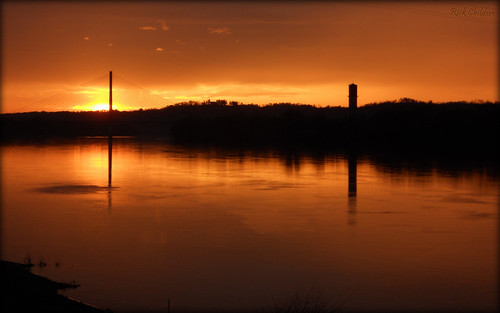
[71,101,144,112]
[72,102,115,111]
[90,103,111,111]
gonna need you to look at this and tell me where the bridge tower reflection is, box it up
[108,70,113,212]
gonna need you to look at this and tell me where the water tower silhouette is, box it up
[349,83,357,111]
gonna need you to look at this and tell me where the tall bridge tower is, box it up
[108,70,113,188]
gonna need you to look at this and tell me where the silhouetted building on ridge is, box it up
[203,99,227,106]
[349,83,357,111]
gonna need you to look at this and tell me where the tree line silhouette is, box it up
[1,99,499,155]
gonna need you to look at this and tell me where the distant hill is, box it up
[1,100,499,154]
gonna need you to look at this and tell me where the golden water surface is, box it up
[2,139,498,312]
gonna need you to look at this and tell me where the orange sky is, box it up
[1,1,498,113]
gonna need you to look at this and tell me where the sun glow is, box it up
[72,102,116,111]
[90,103,111,111]
[69,86,147,111]
[72,101,144,112]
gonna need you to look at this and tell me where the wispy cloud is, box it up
[158,19,169,31]
[150,83,311,102]
[208,27,231,35]
[139,19,169,31]
[139,26,157,31]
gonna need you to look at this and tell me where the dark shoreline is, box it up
[1,101,498,155]
[0,260,108,312]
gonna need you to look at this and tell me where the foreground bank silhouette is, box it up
[0,260,108,312]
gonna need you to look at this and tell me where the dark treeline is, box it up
[1,99,499,156]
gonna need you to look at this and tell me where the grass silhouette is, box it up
[268,285,344,313]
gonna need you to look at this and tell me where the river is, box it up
[1,138,498,312]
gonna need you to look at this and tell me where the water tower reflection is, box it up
[348,149,357,225]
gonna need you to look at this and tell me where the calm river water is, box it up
[1,138,498,312]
